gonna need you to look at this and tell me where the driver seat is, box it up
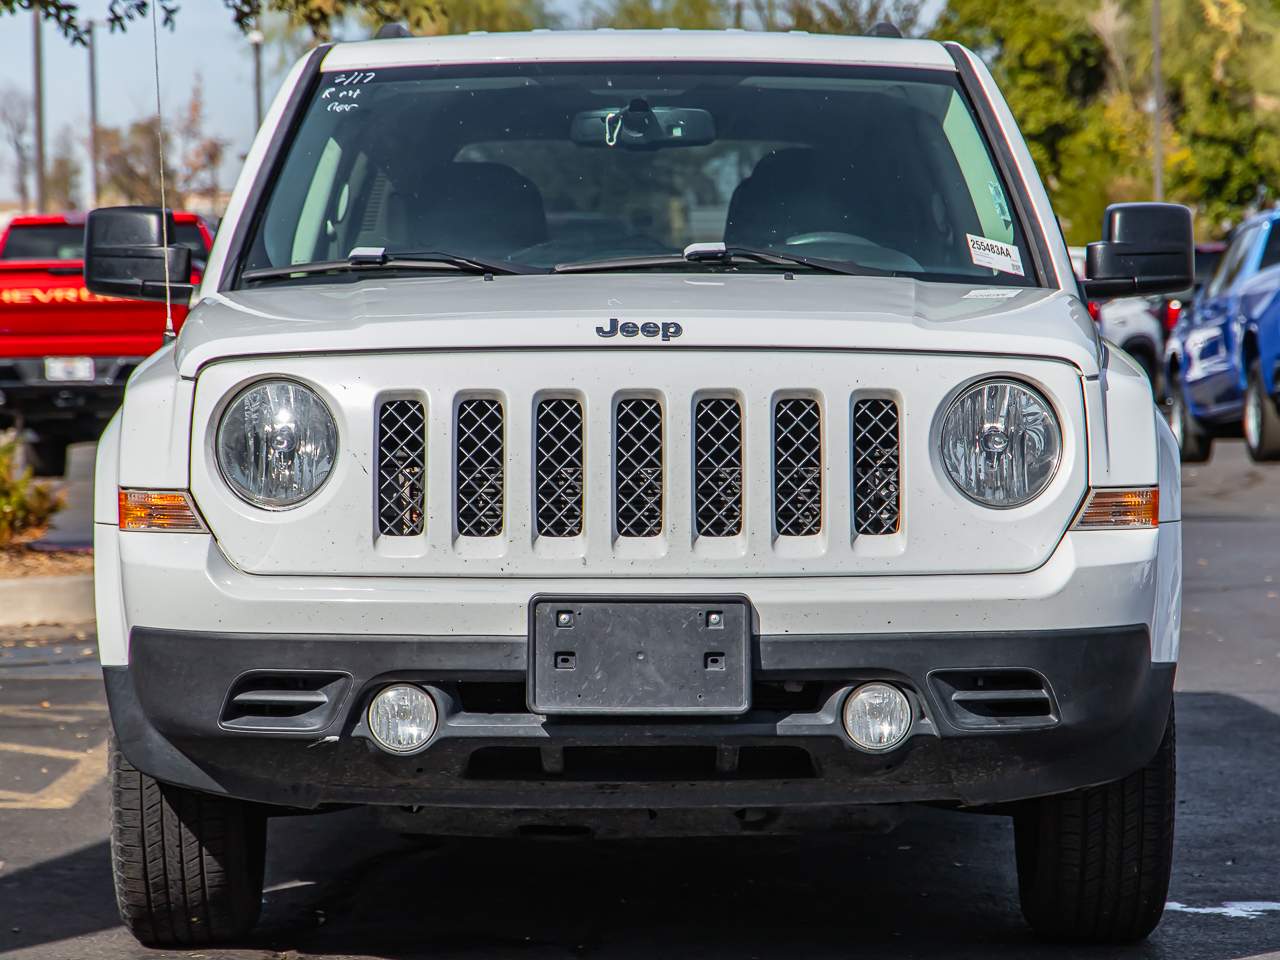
[725,148,864,249]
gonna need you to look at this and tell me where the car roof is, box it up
[321,29,956,73]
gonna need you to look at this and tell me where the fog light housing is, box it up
[367,684,437,754]
[843,682,913,752]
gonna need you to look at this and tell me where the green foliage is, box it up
[0,437,61,547]
[592,0,730,28]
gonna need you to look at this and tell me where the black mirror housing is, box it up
[84,206,194,302]
[1083,202,1193,299]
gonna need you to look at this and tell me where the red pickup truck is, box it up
[0,212,213,472]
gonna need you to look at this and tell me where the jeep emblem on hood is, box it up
[596,318,683,341]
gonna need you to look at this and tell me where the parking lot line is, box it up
[0,740,108,810]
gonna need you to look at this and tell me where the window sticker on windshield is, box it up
[966,234,1024,277]
[987,181,1013,232]
[963,288,1021,300]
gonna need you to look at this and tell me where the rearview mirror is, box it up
[1083,202,1193,298]
[571,100,715,149]
[84,206,194,302]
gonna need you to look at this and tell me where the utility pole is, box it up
[1151,0,1164,201]
[32,9,46,212]
[248,27,265,132]
[88,20,100,207]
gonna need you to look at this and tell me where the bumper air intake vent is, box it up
[929,668,1058,731]
[219,671,350,733]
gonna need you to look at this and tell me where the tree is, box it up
[97,116,179,207]
[174,78,229,214]
[44,125,82,210]
[0,86,33,211]
[759,0,924,34]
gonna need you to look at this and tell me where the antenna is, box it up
[150,0,175,343]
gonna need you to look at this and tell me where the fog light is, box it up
[367,684,437,754]
[843,683,912,752]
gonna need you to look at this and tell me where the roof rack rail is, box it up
[867,21,903,38]
[374,23,411,39]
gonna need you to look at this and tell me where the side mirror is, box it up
[84,206,194,302]
[1083,202,1193,299]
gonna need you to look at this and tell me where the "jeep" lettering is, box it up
[595,318,683,341]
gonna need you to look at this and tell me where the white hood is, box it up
[177,274,1099,378]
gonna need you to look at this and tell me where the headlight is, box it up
[216,380,338,508]
[940,378,1061,508]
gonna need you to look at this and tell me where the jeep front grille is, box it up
[455,398,504,537]
[694,398,743,537]
[853,398,901,535]
[614,398,664,537]
[535,398,584,537]
[374,389,902,545]
[376,399,426,536]
[773,398,823,537]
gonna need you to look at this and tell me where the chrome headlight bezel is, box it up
[938,377,1063,510]
[214,378,339,510]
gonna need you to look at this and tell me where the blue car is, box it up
[1166,210,1280,462]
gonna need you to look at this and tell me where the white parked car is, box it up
[87,29,1190,947]
[1068,245,1166,396]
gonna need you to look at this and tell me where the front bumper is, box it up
[105,623,1174,812]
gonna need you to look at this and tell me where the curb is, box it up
[0,575,95,627]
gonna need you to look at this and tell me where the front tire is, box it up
[1014,707,1175,943]
[1243,361,1280,461]
[1170,375,1212,463]
[110,738,267,946]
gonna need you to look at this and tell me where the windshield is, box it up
[241,61,1035,286]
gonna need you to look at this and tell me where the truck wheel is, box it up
[1170,376,1211,463]
[1014,707,1175,943]
[109,737,266,946]
[1243,362,1280,461]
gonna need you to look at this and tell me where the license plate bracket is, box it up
[528,596,751,715]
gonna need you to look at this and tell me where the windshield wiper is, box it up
[241,246,534,283]
[554,242,889,278]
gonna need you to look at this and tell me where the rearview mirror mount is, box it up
[84,206,194,303]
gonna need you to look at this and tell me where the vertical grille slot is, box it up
[614,398,663,537]
[853,398,901,535]
[455,398,504,537]
[773,398,822,536]
[376,399,426,536]
[694,398,743,537]
[535,398,584,537]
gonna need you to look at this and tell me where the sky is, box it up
[0,2,289,209]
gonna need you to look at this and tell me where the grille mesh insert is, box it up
[535,398,584,537]
[774,399,822,536]
[694,398,743,537]
[455,399,504,537]
[853,399,901,535]
[376,400,426,536]
[614,398,663,537]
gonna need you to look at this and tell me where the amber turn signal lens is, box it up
[118,489,207,532]
[1073,488,1159,530]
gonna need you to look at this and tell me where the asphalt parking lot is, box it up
[0,440,1277,960]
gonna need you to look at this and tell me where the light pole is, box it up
[248,28,265,132]
[33,9,46,212]
[87,19,100,207]
[1151,0,1164,201]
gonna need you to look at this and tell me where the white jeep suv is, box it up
[87,29,1190,947]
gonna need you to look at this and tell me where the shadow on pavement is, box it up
[3,691,1278,959]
